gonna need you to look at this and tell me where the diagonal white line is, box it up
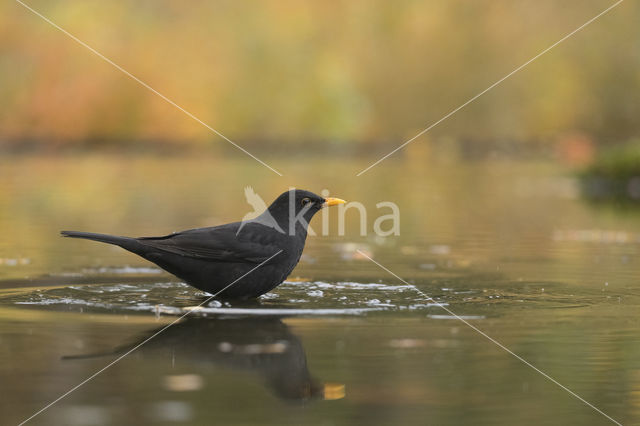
[356,250,622,425]
[356,0,624,176]
[15,0,283,176]
[18,250,282,426]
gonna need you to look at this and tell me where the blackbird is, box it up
[61,189,345,299]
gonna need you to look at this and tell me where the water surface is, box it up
[1,155,639,425]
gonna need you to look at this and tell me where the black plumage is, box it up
[61,189,344,299]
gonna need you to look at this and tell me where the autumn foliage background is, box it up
[1,0,638,157]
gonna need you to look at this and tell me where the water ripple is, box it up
[1,280,448,317]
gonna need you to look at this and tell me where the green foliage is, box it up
[582,140,640,181]
[580,139,640,201]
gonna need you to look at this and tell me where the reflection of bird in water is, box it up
[64,317,344,402]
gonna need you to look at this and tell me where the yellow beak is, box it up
[323,383,346,400]
[323,197,346,207]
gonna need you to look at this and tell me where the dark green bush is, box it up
[580,139,640,201]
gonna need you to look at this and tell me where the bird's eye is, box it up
[301,197,311,206]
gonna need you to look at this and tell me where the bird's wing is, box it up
[137,222,282,263]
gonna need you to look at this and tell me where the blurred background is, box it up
[1,0,639,278]
[2,1,640,425]
[1,0,638,157]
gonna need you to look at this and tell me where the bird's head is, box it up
[264,189,345,235]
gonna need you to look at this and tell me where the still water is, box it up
[1,155,639,425]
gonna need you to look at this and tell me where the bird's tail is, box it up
[60,230,133,248]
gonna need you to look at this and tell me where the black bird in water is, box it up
[61,189,344,299]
